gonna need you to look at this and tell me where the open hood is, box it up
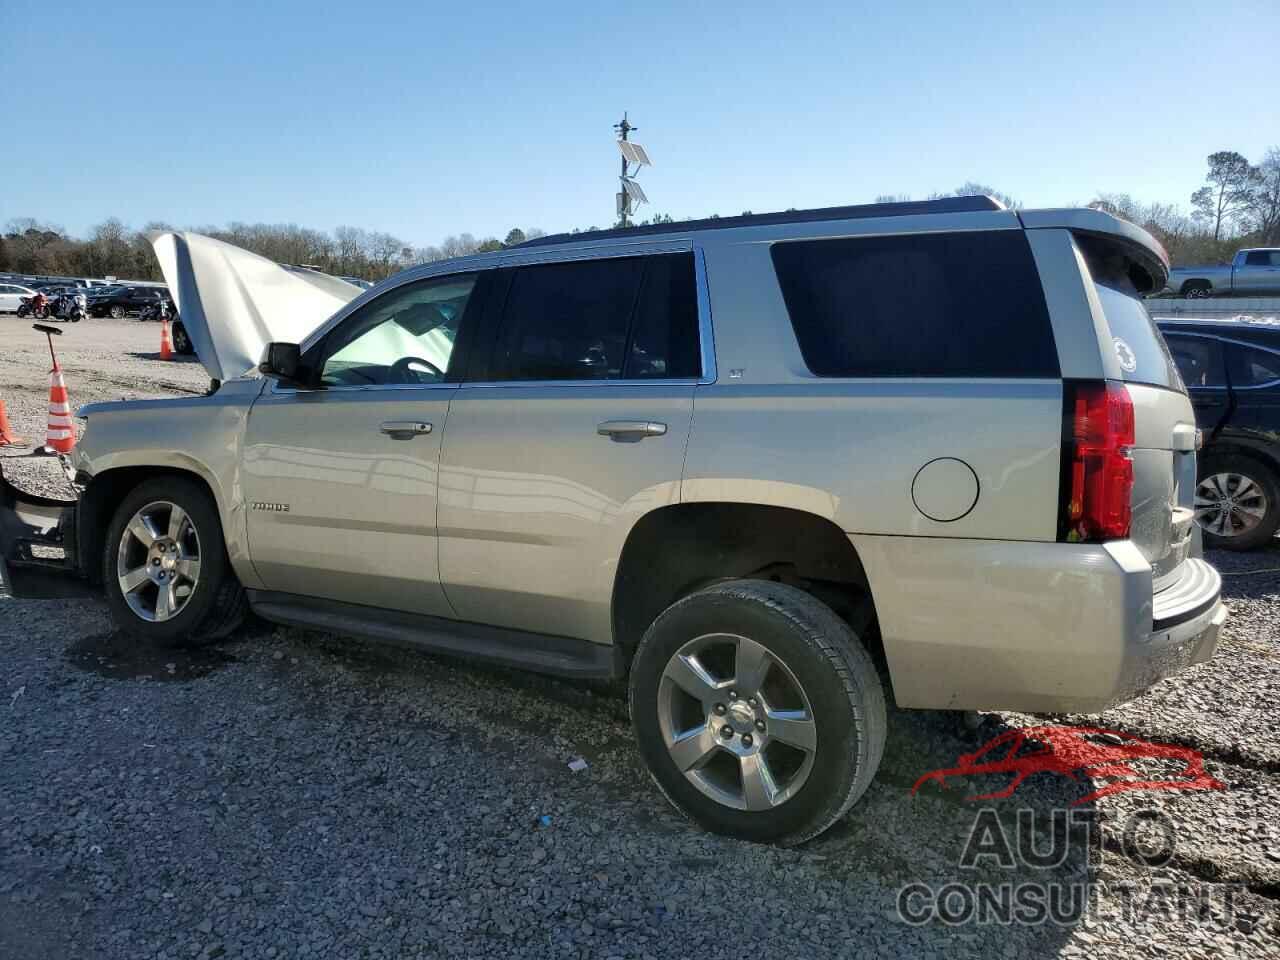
[149,232,363,381]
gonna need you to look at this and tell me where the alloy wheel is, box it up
[116,500,202,622]
[657,632,818,811]
[1195,472,1268,538]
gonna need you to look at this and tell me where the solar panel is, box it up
[617,140,652,166]
[622,178,648,204]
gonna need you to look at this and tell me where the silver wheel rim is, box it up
[658,633,818,811]
[116,500,202,622]
[1194,473,1269,538]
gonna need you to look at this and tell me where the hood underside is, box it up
[150,232,363,381]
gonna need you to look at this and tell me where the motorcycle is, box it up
[16,294,49,319]
[50,292,86,323]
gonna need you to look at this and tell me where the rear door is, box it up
[436,247,704,645]
[1162,331,1231,434]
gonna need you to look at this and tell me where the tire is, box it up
[172,320,193,355]
[1181,282,1211,299]
[102,477,247,646]
[629,580,886,845]
[1195,454,1280,551]
[109,305,125,319]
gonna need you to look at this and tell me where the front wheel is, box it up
[102,477,247,646]
[629,580,886,845]
[109,305,125,319]
[1194,455,1280,551]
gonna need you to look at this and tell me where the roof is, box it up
[518,195,1005,248]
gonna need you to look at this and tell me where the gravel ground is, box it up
[2,317,1278,958]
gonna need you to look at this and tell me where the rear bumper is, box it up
[852,535,1225,714]
[0,462,81,598]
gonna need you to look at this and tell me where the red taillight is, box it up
[1063,381,1134,541]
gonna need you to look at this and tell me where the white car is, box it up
[0,283,36,313]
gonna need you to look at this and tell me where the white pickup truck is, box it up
[1167,248,1280,298]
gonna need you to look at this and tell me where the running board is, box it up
[247,590,622,680]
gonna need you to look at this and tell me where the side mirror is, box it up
[258,342,315,388]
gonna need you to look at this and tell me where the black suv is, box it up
[1158,318,1280,550]
[89,286,169,318]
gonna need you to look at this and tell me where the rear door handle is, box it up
[597,420,667,442]
[380,420,432,439]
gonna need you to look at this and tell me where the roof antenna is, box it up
[614,112,652,228]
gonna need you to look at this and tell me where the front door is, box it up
[242,271,483,617]
[438,249,705,644]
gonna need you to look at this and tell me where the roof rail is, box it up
[519,195,1005,248]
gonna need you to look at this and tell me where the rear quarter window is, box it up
[770,230,1059,378]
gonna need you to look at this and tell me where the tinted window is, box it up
[770,231,1058,378]
[1243,251,1272,267]
[1229,344,1280,387]
[1164,334,1227,388]
[624,254,701,379]
[491,254,700,382]
[320,274,476,386]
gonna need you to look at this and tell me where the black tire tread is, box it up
[630,579,886,846]
[101,477,246,647]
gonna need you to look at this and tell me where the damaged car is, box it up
[0,198,1226,844]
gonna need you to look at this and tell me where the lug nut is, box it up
[714,703,727,715]
[152,558,161,566]
[158,572,166,580]
[741,734,753,747]
[720,725,733,739]
[728,690,738,700]
[748,697,757,707]
[755,720,766,731]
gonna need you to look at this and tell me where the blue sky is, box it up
[4,0,1277,246]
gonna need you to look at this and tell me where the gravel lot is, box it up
[2,317,1278,959]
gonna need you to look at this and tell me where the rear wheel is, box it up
[102,477,247,646]
[109,305,125,319]
[172,320,193,355]
[629,580,885,845]
[1181,282,1211,299]
[1195,454,1280,551]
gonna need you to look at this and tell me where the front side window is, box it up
[770,230,1059,378]
[319,274,477,386]
[490,253,700,382]
[1164,334,1227,388]
[1229,344,1280,387]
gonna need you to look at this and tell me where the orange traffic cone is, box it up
[44,362,75,454]
[159,318,173,361]
[0,398,29,448]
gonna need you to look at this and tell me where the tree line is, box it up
[2,147,1276,283]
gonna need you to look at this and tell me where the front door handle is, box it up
[597,420,667,443]
[380,420,433,439]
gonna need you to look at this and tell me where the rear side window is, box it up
[1243,251,1276,267]
[770,231,1058,378]
[490,253,700,381]
[1163,334,1227,388]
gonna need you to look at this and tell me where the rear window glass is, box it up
[770,231,1058,378]
[1092,281,1181,389]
